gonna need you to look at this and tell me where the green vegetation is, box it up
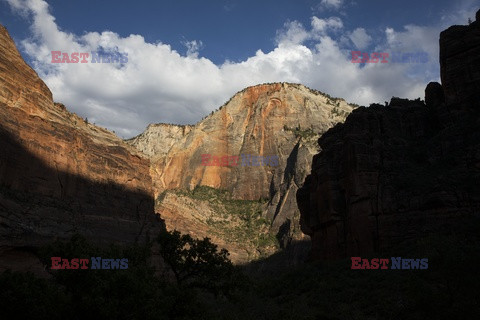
[284,125,318,142]
[156,189,168,204]
[166,186,279,253]
[349,102,361,108]
[157,230,243,297]
[330,106,349,118]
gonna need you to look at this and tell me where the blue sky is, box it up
[0,0,478,137]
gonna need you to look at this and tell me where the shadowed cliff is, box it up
[0,24,165,272]
[297,9,480,260]
[0,121,165,273]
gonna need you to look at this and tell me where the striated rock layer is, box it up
[128,83,356,262]
[297,12,480,260]
[0,24,164,272]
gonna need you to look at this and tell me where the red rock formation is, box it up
[0,24,164,272]
[130,83,352,201]
[129,83,356,261]
[297,13,480,260]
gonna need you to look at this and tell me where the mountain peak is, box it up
[127,80,356,263]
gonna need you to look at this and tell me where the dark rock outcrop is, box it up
[440,9,480,110]
[297,11,480,260]
[425,82,445,110]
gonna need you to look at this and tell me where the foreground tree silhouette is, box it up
[156,230,243,297]
[0,230,246,318]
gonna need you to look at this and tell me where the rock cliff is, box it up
[440,11,480,109]
[0,25,164,272]
[129,83,356,262]
[297,11,480,260]
[128,123,193,158]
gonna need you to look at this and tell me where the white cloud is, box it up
[276,17,343,45]
[348,28,372,50]
[311,16,343,34]
[5,0,454,139]
[319,0,344,10]
[182,40,204,58]
[275,21,310,45]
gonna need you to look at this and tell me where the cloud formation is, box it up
[319,0,344,10]
[4,0,460,138]
[348,28,372,50]
[182,40,204,58]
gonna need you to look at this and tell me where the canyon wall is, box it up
[297,12,480,260]
[0,25,164,271]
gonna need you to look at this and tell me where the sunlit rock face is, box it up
[128,82,355,262]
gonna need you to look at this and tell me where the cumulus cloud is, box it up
[275,20,310,45]
[311,16,343,34]
[4,0,460,138]
[182,40,204,58]
[348,28,372,50]
[319,0,344,10]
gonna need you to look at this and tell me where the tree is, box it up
[156,230,242,297]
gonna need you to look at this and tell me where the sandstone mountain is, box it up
[128,83,356,263]
[0,19,357,266]
[0,25,164,272]
[297,11,480,260]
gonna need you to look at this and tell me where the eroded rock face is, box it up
[130,84,353,200]
[127,124,193,158]
[297,15,480,260]
[128,83,356,261]
[0,25,164,270]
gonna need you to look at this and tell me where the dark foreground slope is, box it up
[1,225,479,319]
